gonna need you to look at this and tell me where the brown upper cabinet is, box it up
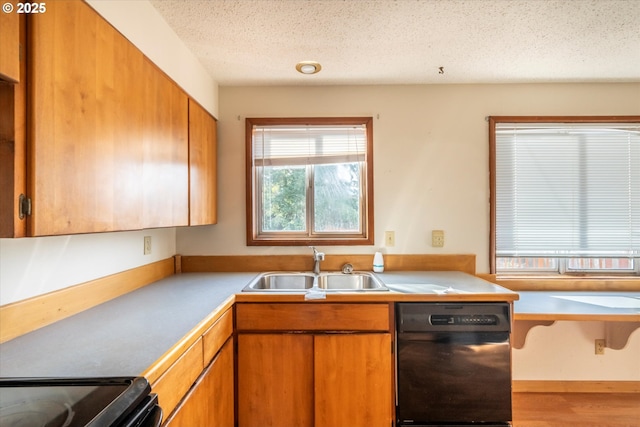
[0,0,217,237]
[0,13,26,238]
[28,0,188,235]
[0,9,20,83]
[188,99,218,226]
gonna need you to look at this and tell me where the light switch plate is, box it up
[385,231,395,247]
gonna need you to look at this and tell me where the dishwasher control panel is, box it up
[430,314,499,326]
[397,303,511,333]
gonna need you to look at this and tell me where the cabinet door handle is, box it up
[19,194,31,219]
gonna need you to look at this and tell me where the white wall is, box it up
[0,0,218,306]
[514,321,640,381]
[0,229,175,304]
[86,0,218,117]
[176,83,640,274]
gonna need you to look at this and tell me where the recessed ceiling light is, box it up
[296,61,322,75]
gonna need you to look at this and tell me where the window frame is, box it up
[245,117,374,246]
[489,115,640,277]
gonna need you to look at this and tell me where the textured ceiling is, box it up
[149,0,640,86]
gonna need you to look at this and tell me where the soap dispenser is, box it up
[373,251,384,273]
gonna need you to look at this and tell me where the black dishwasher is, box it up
[396,303,512,426]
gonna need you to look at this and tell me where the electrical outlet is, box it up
[385,231,395,247]
[144,236,152,255]
[432,230,445,247]
[595,339,605,355]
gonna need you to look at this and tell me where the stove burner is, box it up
[0,400,75,427]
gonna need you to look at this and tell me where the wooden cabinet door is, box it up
[188,99,217,226]
[0,14,26,238]
[152,338,204,419]
[29,0,141,234]
[237,334,314,427]
[164,338,234,427]
[314,333,393,427]
[27,0,188,235]
[208,338,235,427]
[0,7,20,82]
[141,59,189,229]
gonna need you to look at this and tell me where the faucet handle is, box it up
[342,263,353,274]
[310,246,324,260]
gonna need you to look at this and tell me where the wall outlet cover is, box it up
[432,230,445,247]
[144,236,152,255]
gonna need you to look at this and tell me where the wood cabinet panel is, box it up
[314,333,393,427]
[236,303,391,331]
[208,338,234,427]
[142,61,188,228]
[188,99,217,226]
[202,308,233,365]
[0,8,20,82]
[236,304,393,427]
[164,338,234,427]
[237,334,314,427]
[152,338,204,418]
[0,14,26,238]
[28,0,142,234]
[26,0,188,235]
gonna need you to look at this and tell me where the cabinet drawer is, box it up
[152,338,204,417]
[163,338,234,427]
[203,308,233,365]
[236,303,390,332]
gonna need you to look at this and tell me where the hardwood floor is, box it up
[512,393,640,427]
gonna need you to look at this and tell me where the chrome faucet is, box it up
[310,246,325,275]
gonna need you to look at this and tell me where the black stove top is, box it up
[0,377,157,427]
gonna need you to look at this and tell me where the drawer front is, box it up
[163,338,235,427]
[203,308,233,365]
[236,303,390,332]
[152,338,204,417]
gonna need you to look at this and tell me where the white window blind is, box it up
[252,124,367,167]
[495,122,640,258]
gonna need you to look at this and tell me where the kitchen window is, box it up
[246,117,374,245]
[489,116,640,276]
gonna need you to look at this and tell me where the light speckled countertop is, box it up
[514,291,640,320]
[0,273,254,378]
[0,271,517,378]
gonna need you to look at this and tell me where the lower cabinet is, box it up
[236,303,393,427]
[153,303,392,427]
[238,334,314,427]
[152,308,234,427]
[163,337,234,427]
[314,333,392,427]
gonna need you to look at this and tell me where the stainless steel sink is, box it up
[317,272,388,291]
[243,272,315,291]
[242,271,388,292]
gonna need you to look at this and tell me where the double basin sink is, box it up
[242,271,389,292]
